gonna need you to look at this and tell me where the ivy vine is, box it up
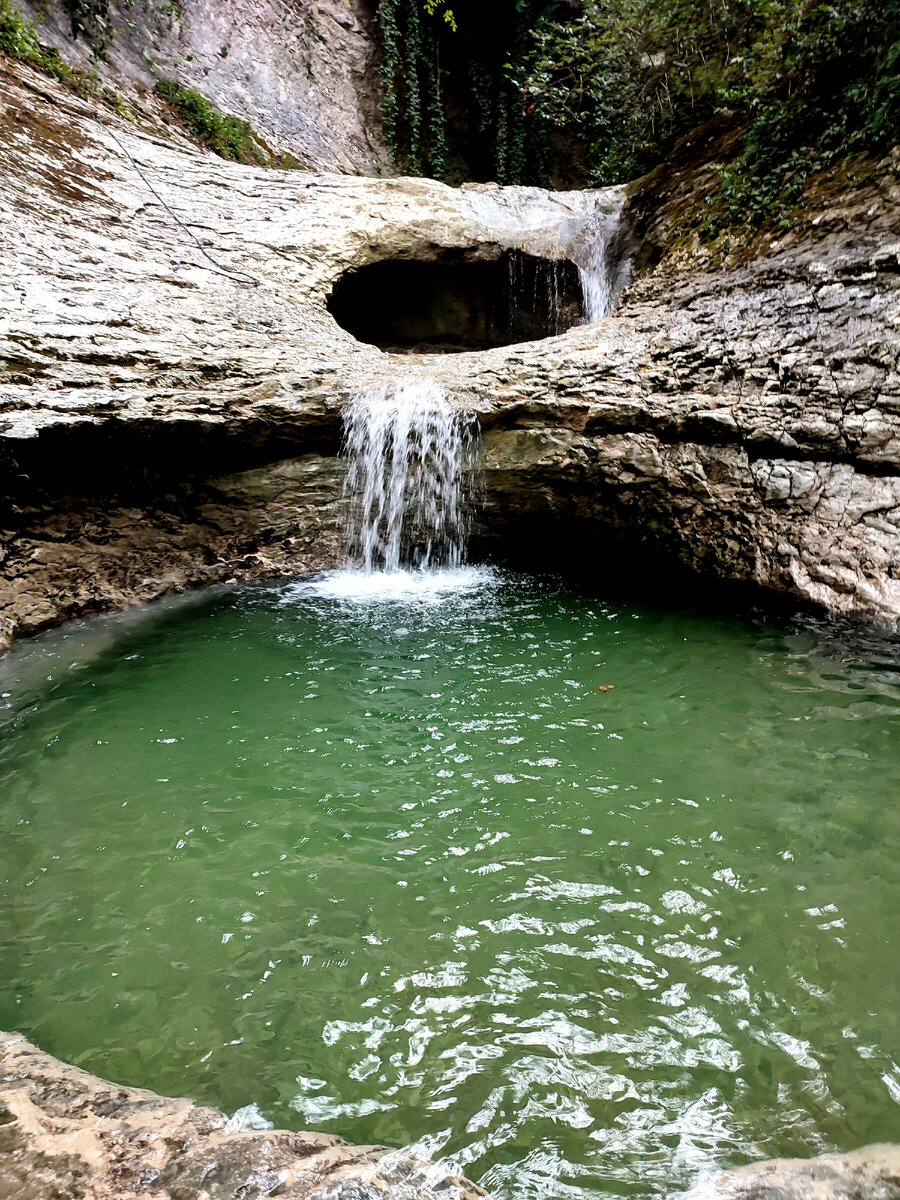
[377,0,559,185]
[62,0,114,49]
[378,0,450,178]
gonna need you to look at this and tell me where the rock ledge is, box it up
[0,1031,485,1200]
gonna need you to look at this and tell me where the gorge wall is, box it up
[13,0,387,170]
[0,51,898,652]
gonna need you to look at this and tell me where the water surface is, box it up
[1,568,898,1198]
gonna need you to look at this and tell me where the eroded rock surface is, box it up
[0,58,898,649]
[677,1144,900,1200]
[14,0,388,172]
[0,1031,485,1200]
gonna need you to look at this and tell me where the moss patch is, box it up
[154,78,304,169]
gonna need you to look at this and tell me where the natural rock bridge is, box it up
[1,58,899,652]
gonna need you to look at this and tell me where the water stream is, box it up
[342,381,474,573]
[577,206,630,323]
[1,576,898,1200]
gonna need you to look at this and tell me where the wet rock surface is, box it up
[0,1031,485,1199]
[0,58,898,648]
[677,1144,900,1200]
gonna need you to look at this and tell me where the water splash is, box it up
[342,380,474,573]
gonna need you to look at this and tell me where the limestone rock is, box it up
[0,58,898,649]
[13,0,388,172]
[0,1031,485,1200]
[676,1145,900,1200]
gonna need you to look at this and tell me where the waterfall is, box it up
[579,242,614,323]
[506,251,569,341]
[342,380,473,573]
[577,206,630,323]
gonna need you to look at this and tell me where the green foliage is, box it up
[377,0,898,228]
[518,0,900,229]
[154,78,303,169]
[378,0,449,177]
[0,0,45,65]
[61,0,113,46]
[378,0,558,185]
[155,78,264,163]
[423,0,456,32]
[0,0,108,98]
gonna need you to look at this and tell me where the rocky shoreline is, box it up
[0,1031,485,1199]
[2,1032,898,1200]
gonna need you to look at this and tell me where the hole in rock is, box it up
[327,249,584,353]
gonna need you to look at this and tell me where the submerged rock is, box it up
[0,1031,485,1200]
[677,1144,900,1200]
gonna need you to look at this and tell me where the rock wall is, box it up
[0,57,898,651]
[13,0,388,170]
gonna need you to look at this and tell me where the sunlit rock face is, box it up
[0,59,898,649]
[676,1144,900,1200]
[0,1032,485,1200]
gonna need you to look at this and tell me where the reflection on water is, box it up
[0,570,898,1200]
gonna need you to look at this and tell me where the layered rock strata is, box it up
[1,57,898,651]
[13,0,388,171]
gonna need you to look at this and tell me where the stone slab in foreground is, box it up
[0,1032,484,1200]
[678,1144,900,1200]
[2,1031,898,1200]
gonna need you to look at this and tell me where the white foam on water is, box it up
[286,565,495,605]
[224,1103,275,1132]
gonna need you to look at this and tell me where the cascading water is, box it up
[577,208,624,322]
[342,379,474,573]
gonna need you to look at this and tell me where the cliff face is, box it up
[14,0,387,170]
[0,56,898,651]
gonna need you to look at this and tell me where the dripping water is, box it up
[506,251,567,340]
[342,380,475,573]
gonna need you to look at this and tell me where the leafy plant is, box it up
[377,0,560,184]
[0,0,106,97]
[375,0,898,228]
[0,0,45,64]
[518,0,900,228]
[61,0,116,51]
[154,78,304,169]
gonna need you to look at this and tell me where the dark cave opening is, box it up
[327,249,584,353]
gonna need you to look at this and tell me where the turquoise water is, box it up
[1,568,898,1198]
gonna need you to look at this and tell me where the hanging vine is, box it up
[62,0,114,50]
[378,0,451,178]
[376,0,567,185]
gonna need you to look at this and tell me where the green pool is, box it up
[1,568,898,1199]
